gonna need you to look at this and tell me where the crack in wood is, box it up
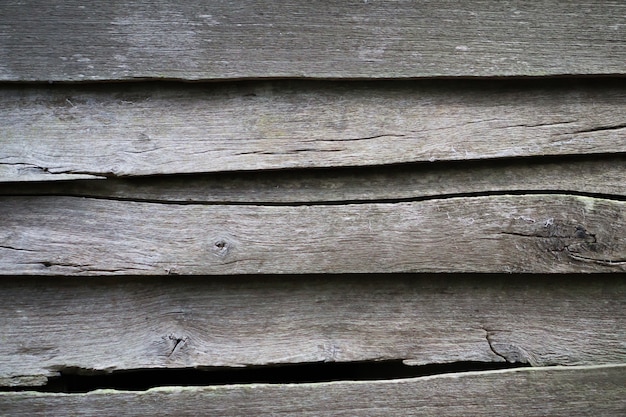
[2,190,625,208]
[501,224,624,266]
[0,162,44,169]
[572,123,626,134]
[0,245,35,252]
[480,328,509,362]
[505,120,579,129]
[499,225,597,242]
[23,261,151,274]
[0,162,107,179]
[235,149,343,156]
[166,335,187,358]
[565,251,626,265]
[312,133,407,142]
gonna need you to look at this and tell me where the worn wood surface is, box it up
[2,156,624,204]
[2,365,625,416]
[2,80,626,181]
[1,1,625,81]
[1,194,624,275]
[2,1,624,413]
[1,275,624,387]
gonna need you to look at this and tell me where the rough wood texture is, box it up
[2,194,624,275]
[2,156,624,204]
[1,1,625,81]
[2,365,625,416]
[1,275,624,387]
[1,194,624,275]
[2,80,626,181]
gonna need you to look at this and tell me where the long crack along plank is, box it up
[2,156,624,203]
[1,1,625,81]
[1,366,625,416]
[1,80,626,181]
[1,195,625,275]
[1,275,624,387]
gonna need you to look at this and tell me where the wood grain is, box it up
[1,1,625,81]
[1,194,624,275]
[1,275,624,387]
[2,156,624,204]
[2,365,625,416]
[2,80,626,181]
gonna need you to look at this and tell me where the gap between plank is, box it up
[1,361,529,394]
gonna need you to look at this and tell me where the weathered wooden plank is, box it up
[1,194,624,275]
[2,156,624,203]
[1,275,624,387]
[1,80,626,181]
[2,365,625,416]
[1,1,625,81]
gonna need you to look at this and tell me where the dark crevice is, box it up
[0,149,624,182]
[573,123,626,134]
[1,153,624,204]
[0,245,36,252]
[1,189,624,207]
[3,74,626,87]
[481,327,510,362]
[1,360,529,394]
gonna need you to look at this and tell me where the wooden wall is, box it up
[1,1,625,415]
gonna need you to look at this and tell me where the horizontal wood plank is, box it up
[2,80,626,181]
[2,365,625,416]
[1,194,625,276]
[2,156,624,203]
[1,275,624,387]
[1,1,625,81]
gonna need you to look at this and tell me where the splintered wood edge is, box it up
[1,1,625,81]
[1,365,624,417]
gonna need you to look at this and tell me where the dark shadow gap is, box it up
[1,151,624,183]
[1,189,625,207]
[2,361,529,394]
[1,74,626,87]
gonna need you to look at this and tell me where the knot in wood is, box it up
[211,237,232,258]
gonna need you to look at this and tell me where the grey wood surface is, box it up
[2,80,626,181]
[1,275,624,387]
[1,194,624,275]
[1,1,625,81]
[2,365,625,416]
[2,156,624,204]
